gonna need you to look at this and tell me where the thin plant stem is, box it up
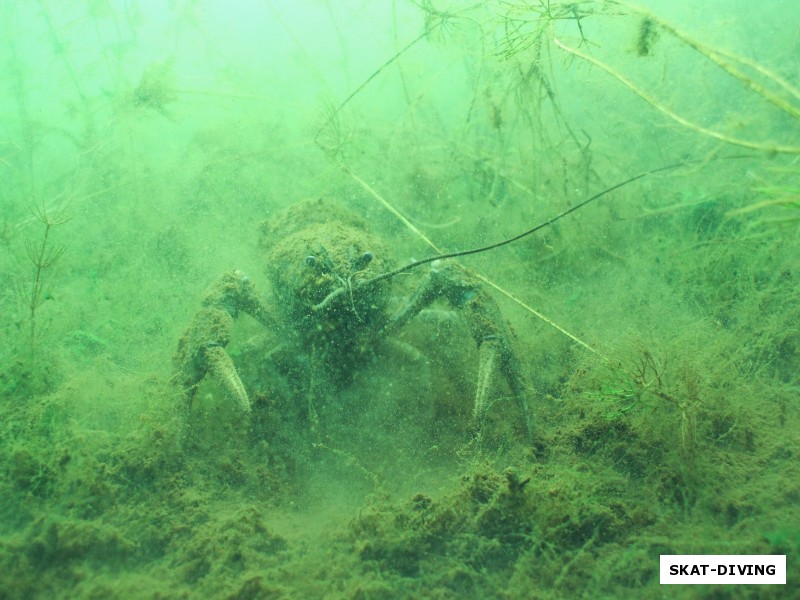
[552,37,800,155]
[25,201,70,366]
[614,0,800,120]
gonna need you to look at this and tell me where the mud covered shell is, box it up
[259,197,368,244]
[260,199,394,330]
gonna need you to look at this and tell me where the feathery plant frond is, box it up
[25,196,72,366]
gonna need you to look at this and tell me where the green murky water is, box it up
[1,1,798,598]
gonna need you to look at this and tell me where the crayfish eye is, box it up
[305,255,317,267]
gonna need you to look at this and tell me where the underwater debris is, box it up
[635,16,658,56]
[128,59,177,116]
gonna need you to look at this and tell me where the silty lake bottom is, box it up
[0,1,798,598]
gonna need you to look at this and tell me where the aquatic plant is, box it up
[582,344,699,455]
[553,8,800,155]
[727,164,800,228]
[22,199,70,369]
[548,0,800,236]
